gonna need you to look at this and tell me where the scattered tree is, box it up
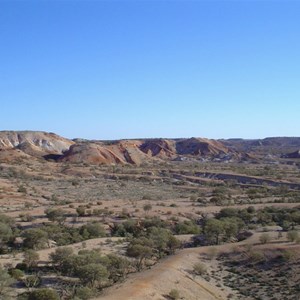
[204,219,224,245]
[127,242,153,271]
[22,229,48,250]
[77,264,109,288]
[50,247,74,271]
[22,250,40,271]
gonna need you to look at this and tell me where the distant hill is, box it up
[0,131,299,165]
[59,137,243,165]
[221,137,300,156]
[0,131,74,157]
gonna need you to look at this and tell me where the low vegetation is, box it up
[219,247,300,299]
[1,145,300,299]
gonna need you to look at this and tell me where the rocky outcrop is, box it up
[175,137,230,156]
[0,131,256,165]
[59,143,125,164]
[0,131,74,156]
[139,139,176,159]
[222,137,300,156]
[59,138,238,165]
[59,140,158,165]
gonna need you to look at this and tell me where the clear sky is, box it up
[1,0,299,140]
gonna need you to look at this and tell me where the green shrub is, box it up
[75,287,94,300]
[23,250,40,269]
[168,289,180,300]
[76,206,86,217]
[28,288,59,300]
[8,268,24,280]
[287,230,299,243]
[259,233,271,244]
[80,222,106,239]
[174,220,200,234]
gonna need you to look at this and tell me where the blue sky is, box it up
[1,0,299,140]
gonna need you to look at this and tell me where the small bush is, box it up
[8,268,24,280]
[287,230,299,243]
[76,206,86,217]
[168,289,180,299]
[259,233,271,244]
[75,286,94,299]
[143,204,152,213]
[193,262,207,276]
[19,213,34,222]
[28,288,59,300]
[18,185,27,194]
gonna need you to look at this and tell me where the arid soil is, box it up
[0,131,300,300]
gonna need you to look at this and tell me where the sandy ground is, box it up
[92,231,293,300]
[95,246,228,300]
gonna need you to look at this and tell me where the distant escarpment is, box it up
[0,131,74,159]
[58,137,245,165]
[222,137,300,155]
[2,131,298,165]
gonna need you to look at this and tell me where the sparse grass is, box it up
[0,158,300,299]
[219,247,300,300]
